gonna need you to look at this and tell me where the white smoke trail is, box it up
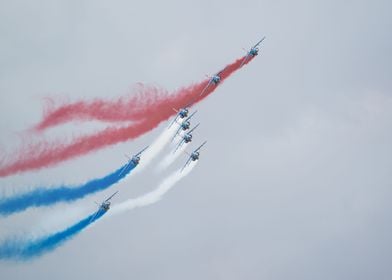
[108,161,197,217]
[157,142,188,171]
[120,124,178,184]
[133,124,178,174]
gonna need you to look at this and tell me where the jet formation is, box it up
[172,110,197,140]
[174,123,200,153]
[96,37,265,213]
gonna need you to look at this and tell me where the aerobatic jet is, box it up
[172,111,197,141]
[240,37,266,67]
[90,191,118,222]
[181,141,207,171]
[118,146,149,176]
[174,123,200,153]
[169,106,190,128]
[199,69,225,96]
[175,107,189,119]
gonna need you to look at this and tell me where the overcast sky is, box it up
[0,0,391,279]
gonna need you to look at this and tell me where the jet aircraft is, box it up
[174,123,200,153]
[181,141,207,171]
[240,37,266,67]
[199,69,225,96]
[172,111,197,141]
[90,191,118,222]
[169,106,190,128]
[118,146,149,176]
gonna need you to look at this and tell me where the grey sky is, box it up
[0,0,391,279]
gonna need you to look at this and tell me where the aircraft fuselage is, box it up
[191,152,200,161]
[212,76,221,84]
[184,134,192,143]
[132,156,140,165]
[181,121,190,130]
[101,202,110,211]
[179,109,189,118]
[250,48,259,56]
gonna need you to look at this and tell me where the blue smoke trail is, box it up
[0,209,105,261]
[0,162,135,216]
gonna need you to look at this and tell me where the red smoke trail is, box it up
[0,55,254,177]
[35,55,254,132]
[35,85,172,131]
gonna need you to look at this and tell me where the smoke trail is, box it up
[0,209,105,261]
[157,141,188,171]
[0,162,135,216]
[35,55,253,130]
[0,162,197,261]
[109,161,197,217]
[0,55,252,177]
[132,124,178,174]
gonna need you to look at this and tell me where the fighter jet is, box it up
[90,191,118,222]
[168,106,190,128]
[118,146,149,176]
[199,69,225,96]
[173,123,200,153]
[172,111,197,141]
[174,107,189,119]
[240,37,266,67]
[181,141,207,171]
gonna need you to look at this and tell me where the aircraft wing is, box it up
[174,139,185,154]
[171,125,183,142]
[181,156,193,172]
[253,36,266,49]
[187,123,200,135]
[168,116,178,128]
[104,191,119,202]
[134,146,149,157]
[168,110,180,128]
[199,80,212,96]
[240,54,251,68]
[184,110,197,122]
[193,141,207,153]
